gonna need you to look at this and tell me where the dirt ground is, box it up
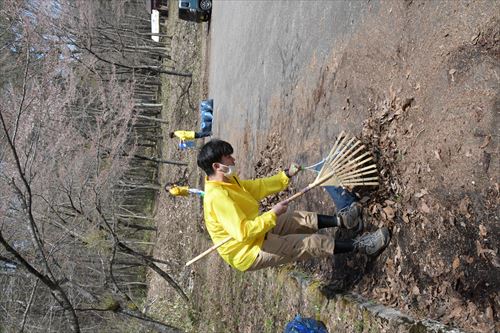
[148,1,499,332]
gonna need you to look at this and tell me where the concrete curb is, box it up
[345,292,469,333]
[287,271,470,333]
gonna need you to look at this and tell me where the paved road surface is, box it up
[208,0,377,160]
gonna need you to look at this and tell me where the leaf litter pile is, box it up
[253,93,498,332]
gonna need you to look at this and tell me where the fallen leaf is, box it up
[479,224,487,237]
[401,97,414,111]
[492,256,500,268]
[476,240,497,259]
[467,301,478,313]
[412,285,420,295]
[414,188,428,198]
[479,135,491,148]
[464,256,474,264]
[360,196,370,204]
[449,68,457,75]
[447,305,464,320]
[434,149,442,161]
[420,201,431,213]
[452,257,460,270]
[481,151,491,173]
[485,306,494,321]
[383,206,396,220]
[394,246,402,264]
[385,258,394,273]
[458,197,470,216]
[471,32,480,42]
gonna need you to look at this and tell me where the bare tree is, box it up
[0,0,188,331]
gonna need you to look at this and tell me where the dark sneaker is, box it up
[354,227,391,256]
[337,202,362,231]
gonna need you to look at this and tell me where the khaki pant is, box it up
[247,211,335,271]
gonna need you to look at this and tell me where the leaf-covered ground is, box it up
[148,1,499,332]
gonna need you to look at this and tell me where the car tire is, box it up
[200,0,212,11]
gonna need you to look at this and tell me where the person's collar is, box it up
[207,174,232,183]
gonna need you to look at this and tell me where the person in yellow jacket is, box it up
[169,130,211,142]
[165,184,204,197]
[197,139,390,272]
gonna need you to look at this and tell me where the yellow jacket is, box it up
[168,186,189,196]
[203,171,290,271]
[174,130,195,141]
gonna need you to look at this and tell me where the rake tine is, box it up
[324,131,346,162]
[322,136,355,175]
[340,173,378,184]
[341,181,379,186]
[323,172,378,186]
[317,132,347,180]
[342,176,379,182]
[338,168,378,182]
[337,163,377,176]
[335,159,377,178]
[329,142,364,172]
[327,139,360,170]
[333,152,372,176]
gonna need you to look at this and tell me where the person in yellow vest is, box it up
[196,139,390,272]
[165,184,205,197]
[170,130,212,150]
[169,130,211,143]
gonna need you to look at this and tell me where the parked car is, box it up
[178,0,211,22]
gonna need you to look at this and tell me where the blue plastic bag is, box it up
[200,99,213,112]
[201,110,213,122]
[200,99,214,132]
[284,315,328,333]
[200,121,212,132]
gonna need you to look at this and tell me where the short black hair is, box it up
[169,132,175,138]
[197,139,234,176]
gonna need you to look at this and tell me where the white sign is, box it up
[151,10,160,42]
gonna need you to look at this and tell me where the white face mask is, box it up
[219,163,237,177]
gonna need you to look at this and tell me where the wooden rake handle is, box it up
[185,170,336,267]
[185,237,232,266]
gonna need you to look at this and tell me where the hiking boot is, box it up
[354,227,391,256]
[337,202,363,231]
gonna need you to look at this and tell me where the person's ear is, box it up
[212,162,220,173]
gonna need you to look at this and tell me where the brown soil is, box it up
[148,1,499,332]
[251,2,499,331]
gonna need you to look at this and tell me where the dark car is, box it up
[178,0,211,22]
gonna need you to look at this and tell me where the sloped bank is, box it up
[286,270,469,333]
